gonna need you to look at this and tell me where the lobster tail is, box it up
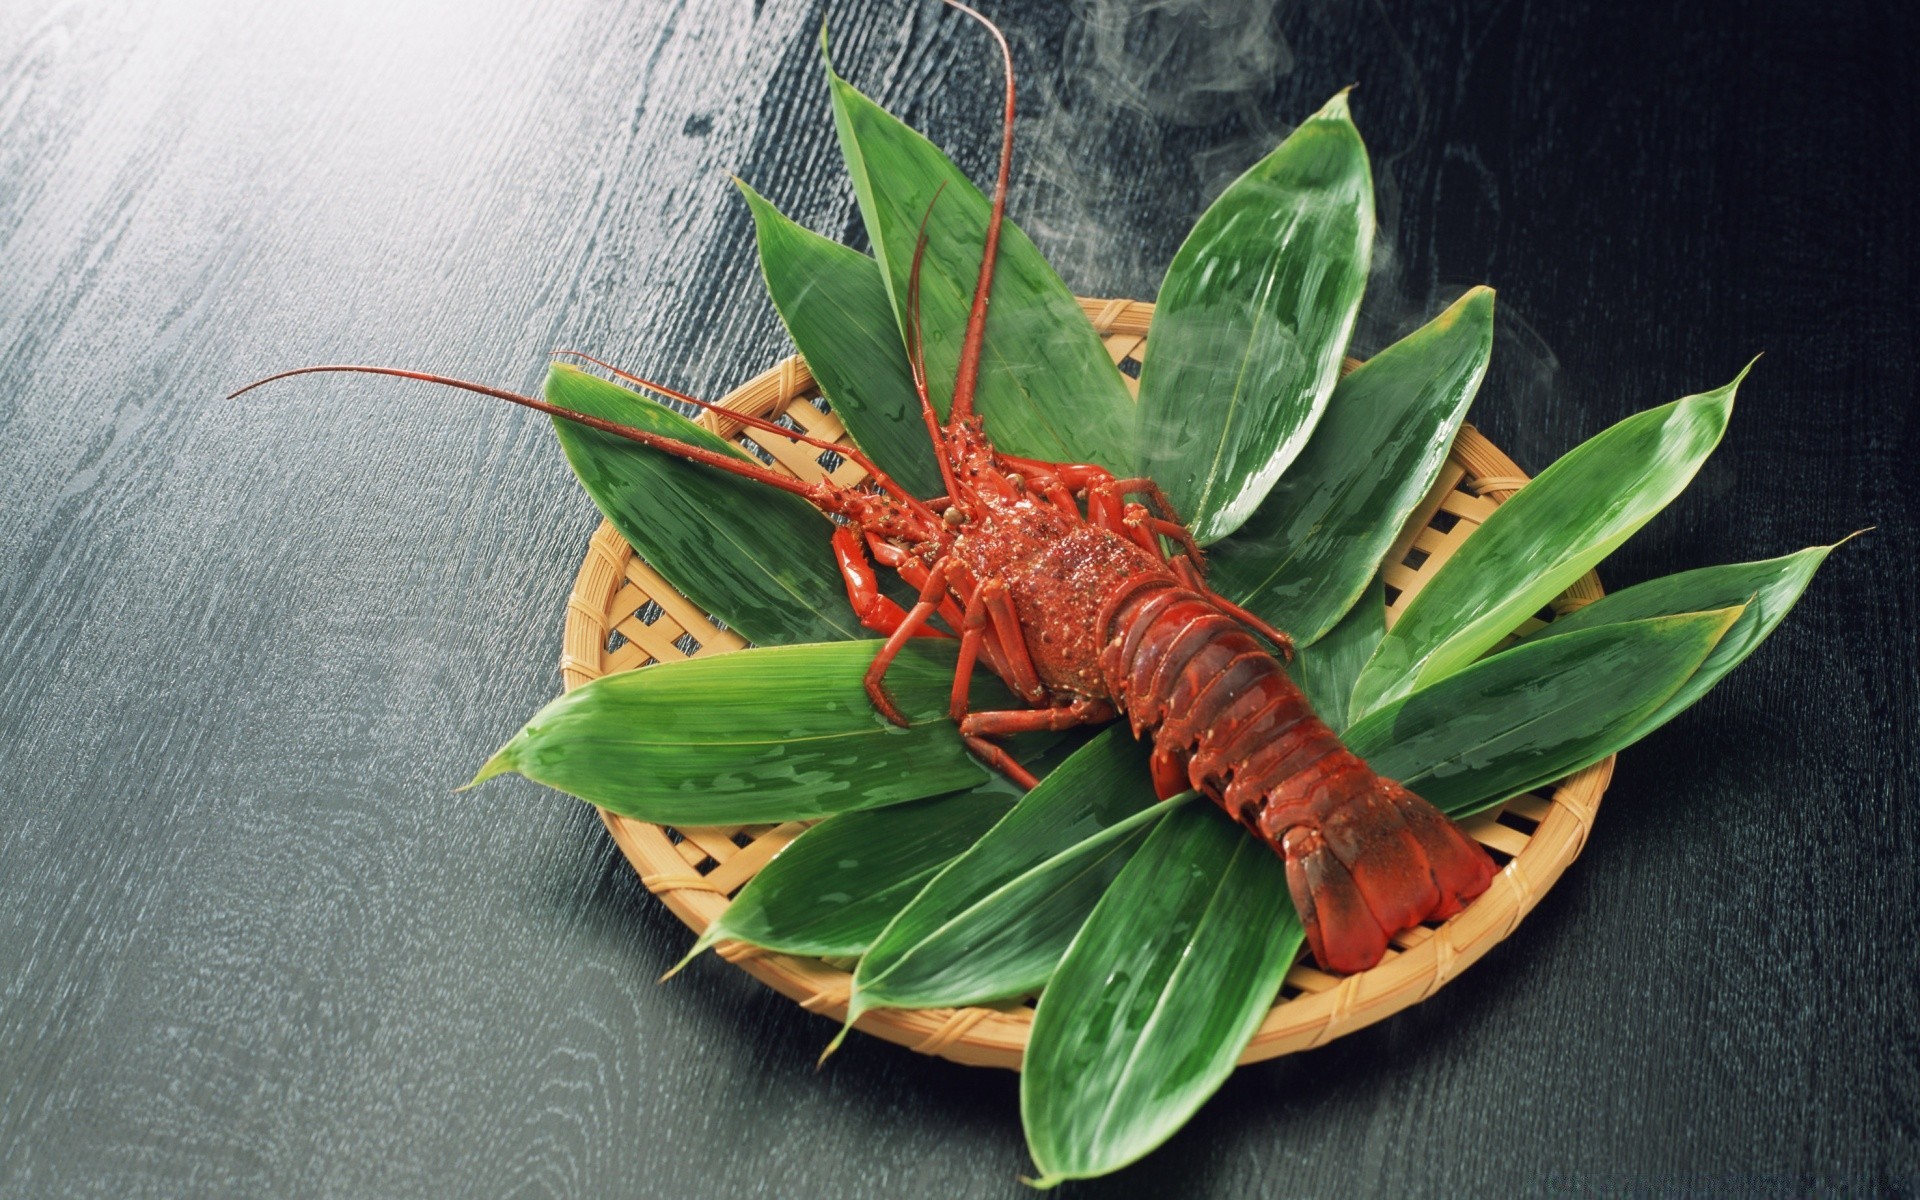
[1100,579,1497,974]
[1278,773,1496,974]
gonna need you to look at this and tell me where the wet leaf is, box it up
[1292,575,1385,735]
[546,363,862,645]
[1517,541,1844,744]
[682,786,1020,962]
[1349,608,1740,818]
[1137,91,1374,544]
[1209,287,1492,641]
[843,729,1174,1024]
[470,641,1007,825]
[737,181,943,498]
[674,734,1090,965]
[1350,368,1746,716]
[826,47,1135,471]
[1022,804,1297,1188]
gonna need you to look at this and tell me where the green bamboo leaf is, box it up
[673,734,1090,966]
[842,728,1175,1029]
[545,363,862,645]
[1208,287,1493,641]
[1516,540,1844,744]
[824,46,1136,471]
[1022,804,1298,1188]
[1350,368,1747,716]
[469,641,1007,825]
[1292,575,1385,735]
[680,786,1020,964]
[1137,90,1374,545]
[736,181,943,498]
[1348,608,1740,818]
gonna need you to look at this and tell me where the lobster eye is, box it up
[943,507,967,528]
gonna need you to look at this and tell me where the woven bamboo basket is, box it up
[561,296,1608,1070]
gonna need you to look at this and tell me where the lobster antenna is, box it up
[226,366,829,502]
[941,0,1013,433]
[550,349,934,521]
[907,185,964,505]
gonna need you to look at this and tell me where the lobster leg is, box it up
[945,587,1046,790]
[959,699,1114,737]
[1120,502,1168,558]
[1097,476,1205,568]
[1011,461,1198,563]
[832,526,941,638]
[982,579,1046,702]
[1026,473,1084,519]
[960,735,1040,791]
[946,577,1046,718]
[878,534,967,634]
[949,586,991,721]
[963,695,1117,791]
[863,558,957,726]
[994,457,1097,519]
[1080,478,1174,563]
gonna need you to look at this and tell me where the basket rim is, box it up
[560,295,1612,1071]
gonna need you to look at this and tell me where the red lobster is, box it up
[232,3,1493,973]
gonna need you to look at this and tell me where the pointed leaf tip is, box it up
[1430,283,1495,332]
[660,929,718,982]
[1315,87,1355,121]
[1731,353,1760,389]
[1207,282,1489,642]
[817,1015,856,1069]
[1350,372,1748,713]
[460,745,517,791]
[1703,355,1758,412]
[1711,602,1747,636]
[828,57,1136,469]
[1136,86,1374,542]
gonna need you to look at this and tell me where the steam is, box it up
[1006,0,1559,432]
[1010,0,1301,299]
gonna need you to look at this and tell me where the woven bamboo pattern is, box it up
[561,296,1610,1070]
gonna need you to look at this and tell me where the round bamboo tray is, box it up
[561,296,1609,1070]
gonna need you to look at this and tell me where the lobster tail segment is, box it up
[1279,774,1497,974]
[1099,578,1497,974]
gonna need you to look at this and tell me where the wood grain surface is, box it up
[0,0,1912,1195]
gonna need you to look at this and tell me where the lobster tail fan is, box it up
[1281,825,1390,975]
[1281,774,1496,974]
[1382,779,1498,918]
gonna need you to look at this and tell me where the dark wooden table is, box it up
[2,0,1913,1195]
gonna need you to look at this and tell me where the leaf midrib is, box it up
[539,723,934,751]
[1374,625,1710,789]
[865,828,1135,996]
[862,796,1178,998]
[572,415,861,642]
[894,199,1105,464]
[1083,834,1252,1151]
[1187,201,1310,528]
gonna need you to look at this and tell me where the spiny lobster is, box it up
[232,2,1494,974]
